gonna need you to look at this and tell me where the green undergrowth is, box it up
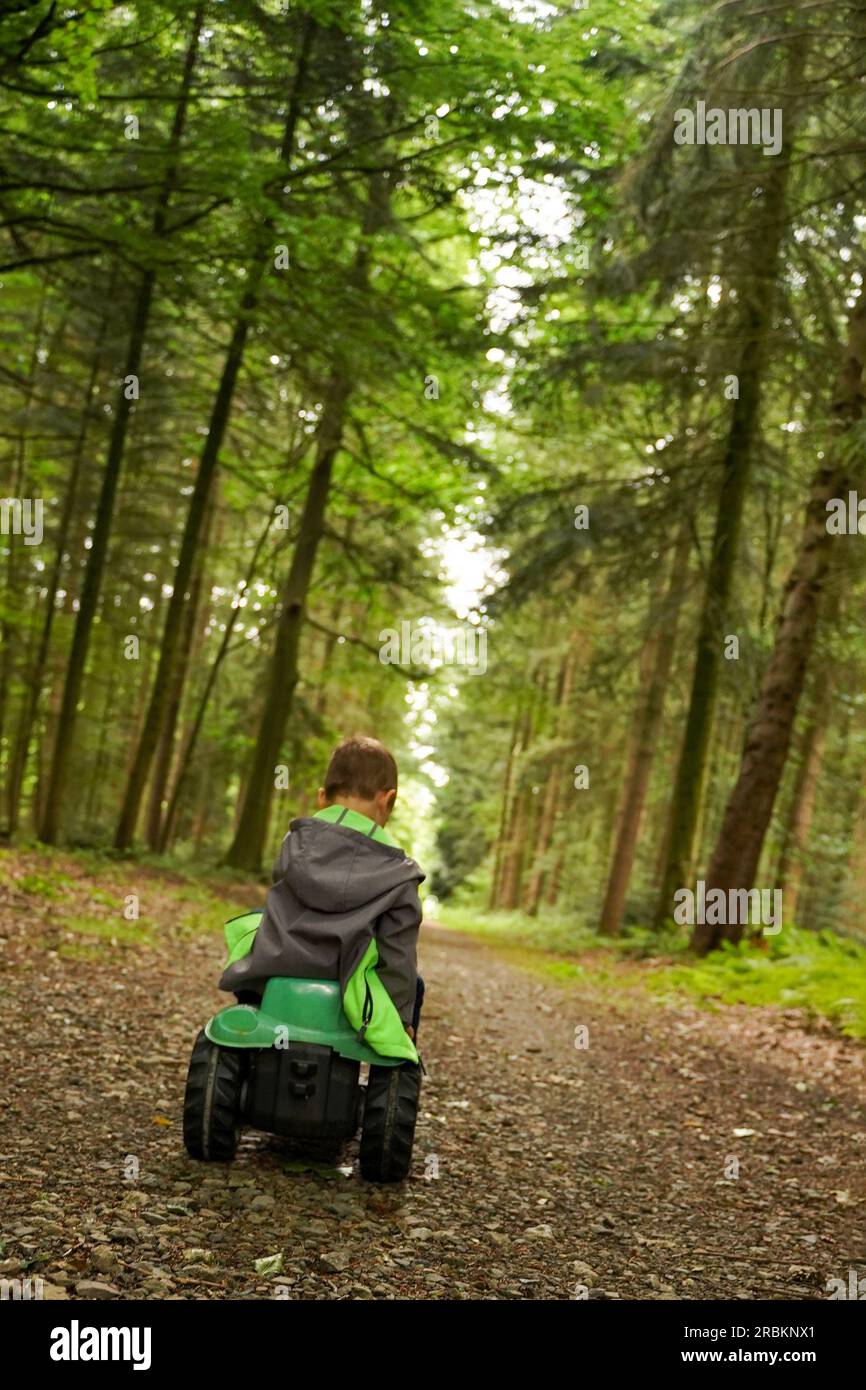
[3,845,258,955]
[439,905,866,1039]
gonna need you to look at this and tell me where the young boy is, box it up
[219,736,425,1052]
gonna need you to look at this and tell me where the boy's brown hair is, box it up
[324,736,398,802]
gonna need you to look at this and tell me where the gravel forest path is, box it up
[1,859,863,1301]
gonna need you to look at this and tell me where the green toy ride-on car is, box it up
[183,913,422,1182]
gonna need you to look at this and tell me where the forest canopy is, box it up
[2,0,866,960]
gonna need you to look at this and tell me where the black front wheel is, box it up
[183,1030,245,1161]
[359,1062,421,1182]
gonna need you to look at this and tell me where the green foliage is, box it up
[645,930,866,1040]
[16,872,68,900]
[441,902,866,1038]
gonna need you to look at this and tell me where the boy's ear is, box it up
[375,786,397,819]
[316,787,329,809]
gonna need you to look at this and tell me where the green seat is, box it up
[205,977,402,1066]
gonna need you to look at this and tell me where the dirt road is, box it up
[1,877,863,1300]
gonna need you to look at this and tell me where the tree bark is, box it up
[38,6,203,843]
[695,292,866,951]
[224,122,391,872]
[600,530,690,934]
[524,643,577,916]
[489,710,521,910]
[498,784,532,911]
[775,664,833,925]
[5,286,113,833]
[496,670,544,912]
[158,515,273,852]
[653,123,799,927]
[113,14,315,849]
[0,284,48,817]
[224,371,351,870]
[143,499,212,849]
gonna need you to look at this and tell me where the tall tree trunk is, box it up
[224,372,351,870]
[114,15,315,849]
[113,270,262,847]
[6,287,113,832]
[695,292,866,951]
[0,284,48,812]
[545,833,565,908]
[837,753,866,932]
[224,134,391,872]
[158,515,273,852]
[775,664,833,925]
[600,530,689,934]
[496,686,539,911]
[38,6,203,843]
[693,697,740,866]
[798,708,859,934]
[498,784,532,911]
[489,710,521,910]
[83,662,119,831]
[653,112,800,927]
[313,520,354,716]
[143,499,213,849]
[524,642,577,916]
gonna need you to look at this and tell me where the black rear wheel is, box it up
[183,1030,245,1161]
[359,1062,421,1182]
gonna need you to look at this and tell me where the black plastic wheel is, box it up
[359,1062,421,1182]
[183,1029,245,1161]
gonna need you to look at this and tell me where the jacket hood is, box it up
[283,817,424,915]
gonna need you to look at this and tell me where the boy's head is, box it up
[317,736,398,827]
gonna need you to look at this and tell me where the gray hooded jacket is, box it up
[219,815,425,1024]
